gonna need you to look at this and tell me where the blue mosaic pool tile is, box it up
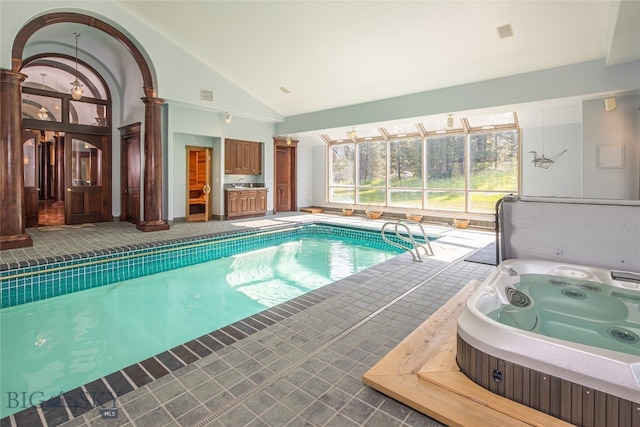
[0,222,411,309]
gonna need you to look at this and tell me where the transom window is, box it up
[325,113,519,214]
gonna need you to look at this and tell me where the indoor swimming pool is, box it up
[0,223,407,418]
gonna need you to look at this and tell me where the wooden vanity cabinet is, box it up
[225,188,267,219]
[224,139,262,175]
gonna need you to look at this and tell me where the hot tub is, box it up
[457,259,640,425]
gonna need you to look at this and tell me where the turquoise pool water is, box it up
[1,232,399,418]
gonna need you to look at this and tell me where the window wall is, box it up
[326,115,519,214]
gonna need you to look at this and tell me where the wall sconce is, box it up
[604,97,616,112]
[447,114,454,128]
[225,112,232,124]
[348,128,357,139]
[286,136,292,145]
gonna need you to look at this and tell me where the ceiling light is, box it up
[225,113,232,124]
[605,97,617,112]
[70,32,83,100]
[447,114,454,128]
[496,23,514,39]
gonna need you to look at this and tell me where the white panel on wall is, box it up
[582,93,640,200]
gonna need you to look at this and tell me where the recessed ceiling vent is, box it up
[497,23,514,39]
[200,89,213,101]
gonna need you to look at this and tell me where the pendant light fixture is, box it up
[37,73,49,120]
[70,32,84,100]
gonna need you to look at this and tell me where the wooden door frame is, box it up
[120,122,141,224]
[273,137,298,214]
[185,146,211,222]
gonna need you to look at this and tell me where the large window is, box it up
[389,138,422,207]
[426,135,465,211]
[325,114,519,214]
[469,130,518,212]
[357,140,386,204]
[329,143,355,203]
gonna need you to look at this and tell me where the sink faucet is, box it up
[236,178,244,188]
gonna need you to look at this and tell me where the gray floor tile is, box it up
[6,213,498,427]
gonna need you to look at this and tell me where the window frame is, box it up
[325,114,520,214]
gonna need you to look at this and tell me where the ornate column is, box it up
[0,70,33,249]
[136,96,169,232]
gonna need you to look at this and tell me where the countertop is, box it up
[224,186,268,192]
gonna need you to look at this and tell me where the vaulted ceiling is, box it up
[114,0,640,118]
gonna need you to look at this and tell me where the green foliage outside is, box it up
[330,131,518,213]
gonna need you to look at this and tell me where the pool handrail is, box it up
[381,219,434,262]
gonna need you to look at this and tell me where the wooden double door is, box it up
[64,133,110,224]
[22,131,110,226]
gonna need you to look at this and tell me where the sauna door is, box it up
[186,147,211,222]
[23,130,40,227]
[65,134,109,224]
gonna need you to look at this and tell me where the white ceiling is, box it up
[113,0,640,118]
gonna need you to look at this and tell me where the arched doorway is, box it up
[20,54,113,226]
[0,11,168,249]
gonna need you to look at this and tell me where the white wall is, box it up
[295,138,317,208]
[582,93,640,199]
[310,145,327,208]
[521,123,582,197]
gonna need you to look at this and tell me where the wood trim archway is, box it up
[1,11,167,250]
[11,12,156,97]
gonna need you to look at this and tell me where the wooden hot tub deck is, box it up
[362,280,573,427]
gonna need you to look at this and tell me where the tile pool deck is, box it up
[0,213,497,427]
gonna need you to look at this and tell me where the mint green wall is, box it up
[0,1,280,221]
[166,103,275,221]
[277,60,640,136]
[0,1,282,122]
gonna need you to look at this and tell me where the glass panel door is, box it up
[65,134,107,224]
[22,131,40,227]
